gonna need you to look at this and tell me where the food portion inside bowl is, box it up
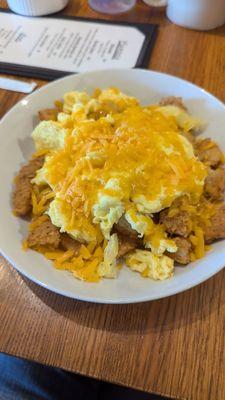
[12,88,225,283]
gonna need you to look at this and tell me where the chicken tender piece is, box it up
[160,209,192,238]
[159,96,187,111]
[60,234,81,255]
[169,237,192,265]
[115,215,139,240]
[27,217,60,248]
[204,203,225,243]
[195,138,223,168]
[13,156,45,216]
[38,108,58,121]
[117,234,140,258]
[204,167,225,200]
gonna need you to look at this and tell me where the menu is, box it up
[0,10,157,80]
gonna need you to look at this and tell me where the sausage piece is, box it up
[169,237,192,265]
[195,139,223,168]
[160,209,192,238]
[204,203,225,244]
[204,167,225,200]
[13,155,45,216]
[27,217,60,248]
[117,233,140,258]
[159,96,187,111]
[60,234,81,255]
[114,215,139,240]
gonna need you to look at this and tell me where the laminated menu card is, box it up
[0,9,157,80]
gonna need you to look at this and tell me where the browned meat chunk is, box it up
[114,215,139,240]
[27,218,60,248]
[159,96,187,111]
[16,155,44,181]
[38,108,58,121]
[195,138,223,168]
[169,237,192,265]
[117,234,140,258]
[204,203,225,243]
[13,155,45,216]
[160,209,192,238]
[204,167,225,200]
[60,234,81,255]
[13,178,32,217]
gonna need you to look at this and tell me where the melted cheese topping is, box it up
[30,88,208,282]
[44,106,205,239]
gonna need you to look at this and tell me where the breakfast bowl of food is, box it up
[0,69,225,303]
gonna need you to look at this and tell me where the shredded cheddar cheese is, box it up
[43,106,206,242]
[24,87,214,282]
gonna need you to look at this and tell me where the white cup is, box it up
[7,0,69,16]
[142,0,225,31]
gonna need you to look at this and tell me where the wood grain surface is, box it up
[1,1,225,399]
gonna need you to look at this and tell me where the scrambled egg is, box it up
[32,121,68,151]
[125,250,174,280]
[98,234,119,278]
[157,105,202,132]
[31,87,206,282]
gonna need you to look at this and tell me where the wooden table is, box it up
[1,1,225,399]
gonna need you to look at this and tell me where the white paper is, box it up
[0,12,145,73]
[0,77,37,93]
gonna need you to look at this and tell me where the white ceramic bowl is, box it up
[0,69,225,304]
